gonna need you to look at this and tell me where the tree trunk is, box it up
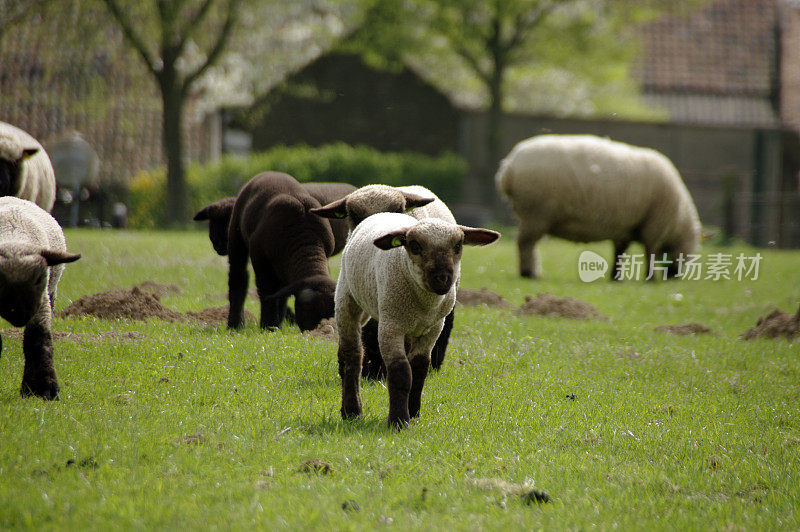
[159,58,187,227]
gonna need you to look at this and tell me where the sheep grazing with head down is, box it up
[226,172,346,332]
[496,134,701,280]
[193,182,356,257]
[313,184,457,377]
[0,197,80,399]
[0,121,56,212]
[336,212,499,429]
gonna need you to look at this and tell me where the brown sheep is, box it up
[225,172,344,331]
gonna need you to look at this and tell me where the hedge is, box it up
[128,143,468,229]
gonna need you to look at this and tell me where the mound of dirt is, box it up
[59,287,182,322]
[514,293,606,320]
[1,329,145,343]
[655,323,713,335]
[183,305,255,326]
[134,281,181,298]
[740,306,800,340]
[457,288,512,308]
[304,318,338,342]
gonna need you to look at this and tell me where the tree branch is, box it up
[99,0,158,75]
[182,0,241,94]
[178,0,215,46]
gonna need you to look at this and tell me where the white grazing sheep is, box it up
[313,184,458,377]
[0,197,80,399]
[496,134,701,280]
[0,121,57,212]
[336,212,499,428]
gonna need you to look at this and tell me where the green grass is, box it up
[1,228,798,530]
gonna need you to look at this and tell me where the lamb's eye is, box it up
[454,242,462,254]
[408,241,422,255]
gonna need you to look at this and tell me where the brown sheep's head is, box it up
[265,275,337,332]
[193,197,236,256]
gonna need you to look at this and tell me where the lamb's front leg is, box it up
[20,307,59,400]
[337,294,364,419]
[379,322,412,429]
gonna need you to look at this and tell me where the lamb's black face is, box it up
[404,227,462,296]
[0,282,41,327]
[294,281,336,331]
[0,159,19,196]
[208,218,229,255]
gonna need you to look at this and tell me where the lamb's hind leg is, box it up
[20,306,59,400]
[429,308,454,371]
[407,325,441,419]
[338,294,364,420]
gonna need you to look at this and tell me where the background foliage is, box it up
[128,143,468,228]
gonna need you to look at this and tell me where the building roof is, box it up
[635,0,782,127]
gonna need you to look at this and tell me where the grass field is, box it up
[1,228,798,530]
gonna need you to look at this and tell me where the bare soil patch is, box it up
[2,329,145,343]
[457,288,512,308]
[740,306,800,340]
[60,287,182,322]
[514,293,606,320]
[183,305,255,326]
[654,323,713,335]
[304,318,338,342]
[134,281,181,298]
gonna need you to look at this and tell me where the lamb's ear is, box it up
[264,281,304,300]
[460,227,500,246]
[403,192,435,210]
[193,197,234,221]
[373,230,407,250]
[40,249,81,265]
[20,147,39,160]
[310,197,349,219]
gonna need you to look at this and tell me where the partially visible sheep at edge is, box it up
[312,184,456,378]
[0,121,56,212]
[193,182,356,256]
[226,172,343,332]
[495,134,701,280]
[336,212,499,429]
[0,197,81,399]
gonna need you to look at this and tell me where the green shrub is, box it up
[128,143,468,228]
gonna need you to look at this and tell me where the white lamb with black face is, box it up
[0,197,80,399]
[335,212,499,429]
[312,184,458,377]
[0,121,56,212]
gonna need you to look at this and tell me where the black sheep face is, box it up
[0,159,20,197]
[293,277,336,331]
[0,256,48,327]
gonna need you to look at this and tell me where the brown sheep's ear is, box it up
[373,230,407,250]
[20,147,39,160]
[460,227,500,246]
[310,197,349,219]
[40,250,81,265]
[193,197,235,221]
[402,192,435,211]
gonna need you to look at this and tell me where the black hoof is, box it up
[21,379,60,401]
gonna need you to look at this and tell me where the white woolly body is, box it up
[336,213,457,339]
[0,197,67,304]
[397,185,456,224]
[0,122,56,212]
[496,134,700,253]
